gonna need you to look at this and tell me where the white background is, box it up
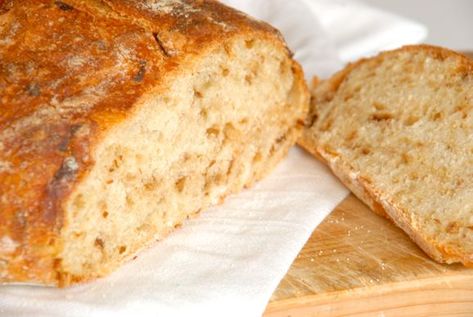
[361,0,473,51]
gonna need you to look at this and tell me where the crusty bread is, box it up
[0,0,308,286]
[300,45,473,266]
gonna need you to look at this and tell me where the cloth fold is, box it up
[0,1,427,316]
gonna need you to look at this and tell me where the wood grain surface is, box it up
[265,194,473,316]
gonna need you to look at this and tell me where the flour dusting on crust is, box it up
[138,0,199,15]
[0,236,19,254]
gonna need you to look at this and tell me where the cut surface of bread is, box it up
[60,38,305,282]
[0,0,308,286]
[300,45,473,266]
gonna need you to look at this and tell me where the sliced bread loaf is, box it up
[0,0,308,286]
[300,45,473,266]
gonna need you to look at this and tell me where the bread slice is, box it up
[300,45,473,266]
[0,0,308,286]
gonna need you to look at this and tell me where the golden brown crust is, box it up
[299,44,473,267]
[0,0,292,285]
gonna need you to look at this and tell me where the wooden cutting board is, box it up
[265,194,473,316]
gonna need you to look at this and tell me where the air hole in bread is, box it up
[125,173,136,182]
[199,108,208,120]
[401,153,412,164]
[221,67,230,77]
[175,177,186,193]
[431,112,443,121]
[454,104,469,118]
[201,81,212,91]
[373,102,386,110]
[144,178,158,191]
[194,89,203,98]
[126,195,134,207]
[108,157,121,173]
[251,63,260,76]
[245,74,253,85]
[118,246,127,254]
[94,238,104,249]
[346,130,358,142]
[223,43,232,56]
[245,39,255,49]
[344,93,354,102]
[72,232,84,238]
[253,152,262,163]
[446,222,460,234]
[279,60,288,73]
[320,117,333,132]
[405,115,419,126]
[269,133,288,155]
[409,172,419,180]
[206,126,220,137]
[223,123,239,141]
[227,159,235,176]
[370,112,394,121]
[72,194,85,210]
[239,118,249,125]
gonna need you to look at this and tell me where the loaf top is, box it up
[0,0,289,282]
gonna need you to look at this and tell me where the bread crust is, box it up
[300,44,473,267]
[0,0,303,285]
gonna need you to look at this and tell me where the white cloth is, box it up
[302,0,428,62]
[0,1,427,317]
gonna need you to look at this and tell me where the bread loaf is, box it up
[0,0,308,286]
[300,45,473,266]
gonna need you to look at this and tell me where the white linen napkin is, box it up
[302,0,428,62]
[0,1,427,317]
